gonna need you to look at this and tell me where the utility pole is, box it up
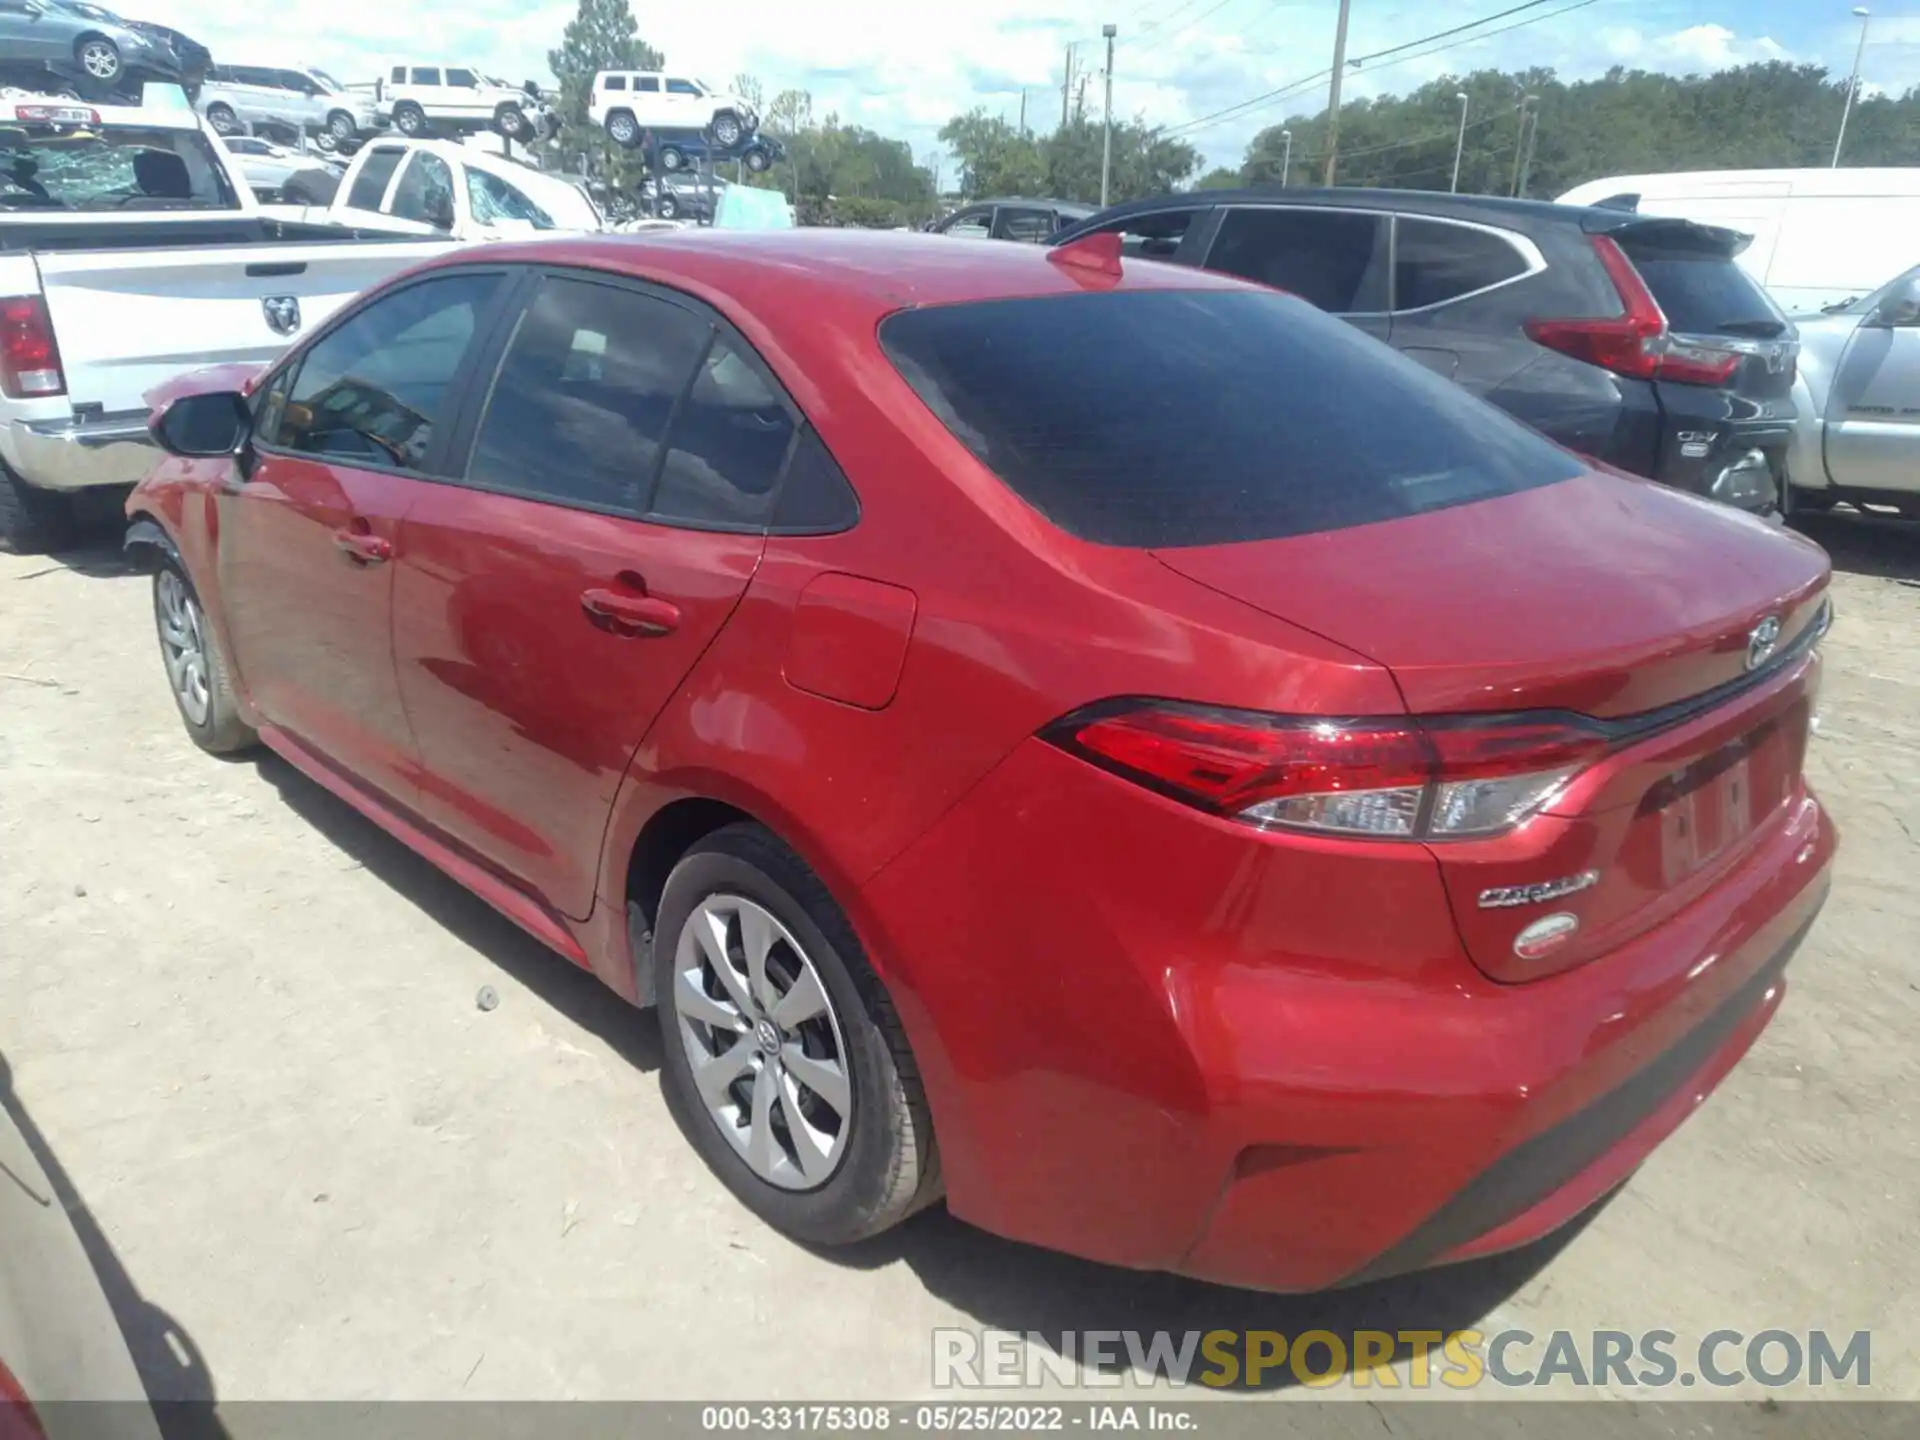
[1279,128,1292,186]
[1834,7,1872,167]
[1516,102,1540,197]
[1509,94,1535,196]
[1019,88,1027,136]
[1450,91,1469,192]
[1100,23,1117,207]
[1322,0,1353,185]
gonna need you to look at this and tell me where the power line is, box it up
[1162,0,1601,140]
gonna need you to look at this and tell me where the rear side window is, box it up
[467,276,711,514]
[347,148,404,209]
[1618,235,1787,337]
[941,208,991,238]
[992,207,1056,243]
[772,428,860,534]
[1205,207,1389,313]
[412,68,442,86]
[1393,218,1529,309]
[650,336,795,529]
[604,75,627,91]
[880,289,1581,548]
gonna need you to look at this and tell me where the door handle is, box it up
[332,527,392,564]
[581,587,681,636]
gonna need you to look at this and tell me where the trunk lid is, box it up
[1154,471,1831,981]
[34,236,450,413]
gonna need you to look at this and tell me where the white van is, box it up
[1556,168,1920,314]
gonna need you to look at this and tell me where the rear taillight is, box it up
[1045,701,1611,840]
[0,297,64,398]
[1524,235,1740,387]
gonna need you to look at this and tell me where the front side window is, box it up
[345,147,404,210]
[389,152,455,229]
[881,289,1581,548]
[991,207,1055,244]
[666,79,700,96]
[466,277,712,514]
[446,68,478,88]
[651,336,795,528]
[1205,207,1390,313]
[604,75,627,91]
[1393,218,1530,310]
[466,168,554,229]
[268,274,502,471]
[941,208,991,238]
[637,77,660,93]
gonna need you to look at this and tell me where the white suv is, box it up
[589,72,758,150]
[376,64,557,142]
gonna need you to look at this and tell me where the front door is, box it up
[1823,276,1920,492]
[218,270,512,810]
[392,271,795,918]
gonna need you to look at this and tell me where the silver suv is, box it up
[197,62,381,145]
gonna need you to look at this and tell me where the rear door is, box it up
[1198,204,1392,340]
[391,269,790,919]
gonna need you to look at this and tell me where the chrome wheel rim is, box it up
[609,115,634,142]
[80,41,118,79]
[156,572,211,726]
[673,894,852,1191]
[713,116,741,146]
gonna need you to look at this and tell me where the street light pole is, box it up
[1280,128,1292,186]
[1509,94,1535,197]
[1323,0,1353,185]
[1100,23,1116,207]
[1450,91,1469,192]
[1834,6,1872,167]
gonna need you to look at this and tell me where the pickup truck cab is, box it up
[0,89,455,552]
[1787,263,1920,519]
[307,138,602,241]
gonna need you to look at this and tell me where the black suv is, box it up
[1051,189,1798,514]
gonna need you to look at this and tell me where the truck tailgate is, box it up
[34,239,454,413]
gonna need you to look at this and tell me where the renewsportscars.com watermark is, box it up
[932,1328,1872,1390]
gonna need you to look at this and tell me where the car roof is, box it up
[962,197,1095,214]
[428,228,1253,330]
[1062,186,1623,237]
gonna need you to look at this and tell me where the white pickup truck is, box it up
[279,136,603,241]
[0,91,456,553]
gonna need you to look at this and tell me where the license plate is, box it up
[1656,708,1803,887]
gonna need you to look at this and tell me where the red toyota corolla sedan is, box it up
[126,229,1834,1291]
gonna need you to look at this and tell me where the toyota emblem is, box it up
[1745,615,1782,671]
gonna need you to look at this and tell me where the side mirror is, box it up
[152,391,250,457]
[1869,278,1920,329]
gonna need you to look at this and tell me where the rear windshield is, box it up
[879,289,1582,548]
[0,121,240,213]
[1619,236,1786,338]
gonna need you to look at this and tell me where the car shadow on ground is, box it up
[1791,510,1920,584]
[252,751,662,1074]
[826,1198,1599,1393]
[0,1050,228,1440]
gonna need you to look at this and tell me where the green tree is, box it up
[1195,166,1241,189]
[939,109,1046,198]
[545,0,664,190]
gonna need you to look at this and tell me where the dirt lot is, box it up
[2,511,1918,1412]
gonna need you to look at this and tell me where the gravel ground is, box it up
[1,510,1916,1415]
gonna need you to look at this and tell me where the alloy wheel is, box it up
[156,571,211,726]
[79,40,119,80]
[672,894,853,1190]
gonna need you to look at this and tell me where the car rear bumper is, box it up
[861,738,1835,1292]
[4,411,155,493]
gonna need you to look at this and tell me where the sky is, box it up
[128,0,1916,177]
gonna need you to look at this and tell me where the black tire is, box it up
[326,109,356,142]
[655,192,679,219]
[151,557,255,755]
[75,34,120,83]
[709,110,743,148]
[606,109,639,147]
[658,143,687,172]
[653,823,940,1247]
[494,103,528,140]
[743,146,771,174]
[1788,486,1837,514]
[392,102,426,138]
[0,466,76,556]
[205,102,238,135]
